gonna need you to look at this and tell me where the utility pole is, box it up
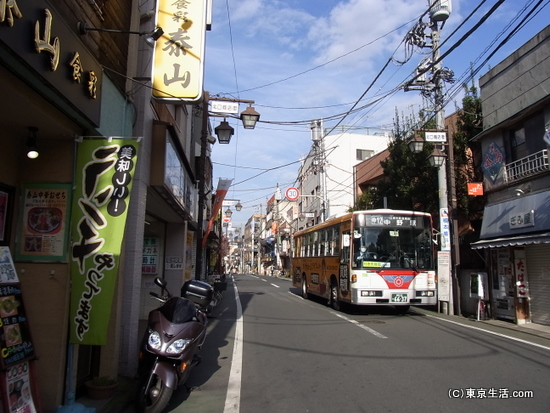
[405,0,459,315]
[310,119,328,222]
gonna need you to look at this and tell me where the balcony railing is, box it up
[504,149,549,183]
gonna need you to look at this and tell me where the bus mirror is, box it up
[353,231,361,239]
[343,234,350,247]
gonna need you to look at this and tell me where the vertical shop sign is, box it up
[69,138,140,345]
[16,183,71,262]
[152,0,208,101]
[142,237,159,274]
[514,250,529,298]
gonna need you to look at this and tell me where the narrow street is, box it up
[92,273,550,413]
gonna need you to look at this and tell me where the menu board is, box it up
[0,284,35,368]
[0,248,38,412]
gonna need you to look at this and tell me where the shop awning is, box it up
[479,191,550,239]
[471,232,550,249]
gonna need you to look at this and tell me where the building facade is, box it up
[298,123,390,227]
[0,0,215,409]
[471,25,550,325]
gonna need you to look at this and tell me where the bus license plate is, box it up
[391,293,408,303]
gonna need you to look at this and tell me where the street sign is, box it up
[210,100,239,114]
[285,187,300,201]
[425,131,447,142]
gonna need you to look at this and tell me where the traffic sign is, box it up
[223,216,231,223]
[285,187,300,201]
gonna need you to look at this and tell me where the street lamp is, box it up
[240,105,261,129]
[408,131,460,316]
[215,120,234,144]
[195,93,261,280]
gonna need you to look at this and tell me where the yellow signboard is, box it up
[152,0,207,102]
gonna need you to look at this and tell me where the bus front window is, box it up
[352,227,433,270]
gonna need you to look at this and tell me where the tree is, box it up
[355,108,440,217]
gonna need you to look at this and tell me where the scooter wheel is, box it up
[135,374,173,413]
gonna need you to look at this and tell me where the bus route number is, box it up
[370,216,416,226]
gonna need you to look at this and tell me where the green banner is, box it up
[69,138,139,345]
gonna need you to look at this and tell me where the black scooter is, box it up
[136,277,213,413]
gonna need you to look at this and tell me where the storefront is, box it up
[472,191,550,325]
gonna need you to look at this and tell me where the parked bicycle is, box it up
[207,274,227,307]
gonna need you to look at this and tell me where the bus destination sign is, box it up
[366,215,419,227]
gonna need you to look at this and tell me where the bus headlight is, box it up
[416,291,435,297]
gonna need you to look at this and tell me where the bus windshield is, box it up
[352,213,433,270]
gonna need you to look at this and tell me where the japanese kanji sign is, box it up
[69,138,140,345]
[152,0,207,101]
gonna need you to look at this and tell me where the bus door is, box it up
[339,230,351,299]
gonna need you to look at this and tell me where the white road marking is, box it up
[271,283,280,288]
[422,313,550,351]
[223,277,243,413]
[332,312,388,339]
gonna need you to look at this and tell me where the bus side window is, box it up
[333,227,340,256]
[341,231,350,263]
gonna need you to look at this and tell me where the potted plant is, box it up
[84,376,118,400]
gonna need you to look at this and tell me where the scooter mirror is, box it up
[154,277,167,289]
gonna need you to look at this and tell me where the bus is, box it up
[292,209,437,312]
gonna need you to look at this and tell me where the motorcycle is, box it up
[136,277,213,413]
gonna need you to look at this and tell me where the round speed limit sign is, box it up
[285,187,300,201]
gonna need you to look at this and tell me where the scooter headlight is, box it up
[148,331,162,350]
[166,339,192,354]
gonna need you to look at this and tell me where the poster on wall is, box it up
[16,183,72,262]
[2,361,37,413]
[69,138,140,345]
[0,247,18,284]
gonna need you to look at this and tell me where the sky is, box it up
[203,0,550,230]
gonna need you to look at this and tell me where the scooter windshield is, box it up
[159,297,198,324]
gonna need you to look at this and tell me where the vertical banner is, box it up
[201,178,232,248]
[69,138,140,345]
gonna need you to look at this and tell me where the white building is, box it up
[297,122,390,227]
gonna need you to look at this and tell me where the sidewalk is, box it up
[412,306,550,342]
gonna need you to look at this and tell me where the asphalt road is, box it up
[122,273,550,413]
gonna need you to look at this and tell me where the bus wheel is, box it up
[395,305,410,314]
[301,276,309,299]
[329,281,340,311]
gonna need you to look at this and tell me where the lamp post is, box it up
[408,131,460,316]
[404,4,459,316]
[195,93,260,280]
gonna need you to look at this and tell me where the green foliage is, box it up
[353,85,484,225]
[354,108,440,216]
[452,82,485,219]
